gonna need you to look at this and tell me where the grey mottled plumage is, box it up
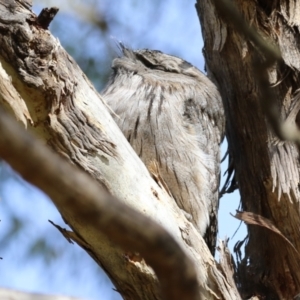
[102,47,224,254]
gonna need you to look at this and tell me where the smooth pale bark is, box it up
[197,0,300,298]
[0,288,82,300]
[0,1,239,299]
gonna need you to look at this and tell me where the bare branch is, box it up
[0,107,200,300]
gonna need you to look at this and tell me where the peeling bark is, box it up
[197,0,300,298]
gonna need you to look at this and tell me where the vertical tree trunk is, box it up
[196,1,300,299]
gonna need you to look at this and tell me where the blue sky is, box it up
[0,1,246,299]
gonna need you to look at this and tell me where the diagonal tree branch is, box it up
[0,106,200,300]
[0,1,241,299]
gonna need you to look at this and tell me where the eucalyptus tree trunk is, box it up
[197,1,300,299]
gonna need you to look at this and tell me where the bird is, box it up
[102,46,224,254]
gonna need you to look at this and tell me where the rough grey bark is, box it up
[0,1,239,299]
[196,0,300,299]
